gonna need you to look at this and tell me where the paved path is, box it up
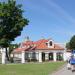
[51,64,75,75]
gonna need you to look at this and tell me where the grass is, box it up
[0,62,65,75]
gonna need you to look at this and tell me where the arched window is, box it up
[49,41,52,46]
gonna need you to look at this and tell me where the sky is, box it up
[1,0,75,44]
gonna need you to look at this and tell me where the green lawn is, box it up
[0,62,65,75]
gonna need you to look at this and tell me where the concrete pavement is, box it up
[50,64,75,75]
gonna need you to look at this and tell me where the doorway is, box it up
[57,53,63,61]
[42,52,45,61]
[49,53,53,61]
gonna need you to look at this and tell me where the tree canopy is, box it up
[0,0,29,47]
[66,35,75,50]
[66,42,70,50]
[0,0,29,61]
[69,35,75,50]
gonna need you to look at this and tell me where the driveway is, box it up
[51,64,75,75]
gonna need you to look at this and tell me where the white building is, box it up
[0,48,6,64]
[13,38,66,63]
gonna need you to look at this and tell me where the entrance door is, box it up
[57,53,63,61]
[42,52,45,61]
[49,53,53,61]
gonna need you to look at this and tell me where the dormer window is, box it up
[49,41,52,46]
[47,40,54,48]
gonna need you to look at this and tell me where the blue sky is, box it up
[1,0,75,44]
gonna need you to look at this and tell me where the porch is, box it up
[13,50,66,63]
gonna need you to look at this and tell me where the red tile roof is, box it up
[22,41,34,46]
[14,39,64,52]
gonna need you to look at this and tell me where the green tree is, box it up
[69,35,75,50]
[0,0,29,61]
[9,43,18,55]
[66,42,70,50]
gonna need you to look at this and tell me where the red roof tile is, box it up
[14,39,64,52]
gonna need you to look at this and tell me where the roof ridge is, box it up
[36,39,48,48]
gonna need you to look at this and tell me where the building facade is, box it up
[13,38,66,63]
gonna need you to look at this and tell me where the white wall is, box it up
[35,52,39,60]
[13,53,22,58]
[65,52,71,60]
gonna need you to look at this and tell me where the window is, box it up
[49,41,52,46]
[46,43,48,46]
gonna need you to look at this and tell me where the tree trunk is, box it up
[6,48,9,61]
